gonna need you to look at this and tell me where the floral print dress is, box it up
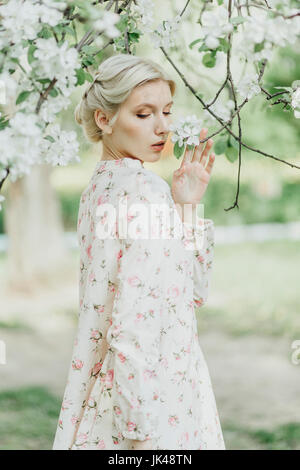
[52,157,226,450]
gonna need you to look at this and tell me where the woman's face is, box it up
[97,79,173,164]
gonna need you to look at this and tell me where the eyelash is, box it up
[136,112,172,119]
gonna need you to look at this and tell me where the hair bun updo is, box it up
[74,53,176,144]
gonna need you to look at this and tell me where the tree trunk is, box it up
[4,163,68,293]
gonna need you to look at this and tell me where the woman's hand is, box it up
[171,128,215,208]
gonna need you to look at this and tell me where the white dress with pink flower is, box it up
[52,157,226,450]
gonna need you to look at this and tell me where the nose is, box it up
[155,113,171,136]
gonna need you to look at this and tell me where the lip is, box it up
[152,141,166,146]
[151,141,166,149]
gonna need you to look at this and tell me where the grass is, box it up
[196,239,300,338]
[0,385,299,449]
[0,386,61,450]
[223,421,300,450]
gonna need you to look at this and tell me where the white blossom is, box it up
[150,15,182,51]
[40,124,80,166]
[170,114,203,147]
[199,6,234,50]
[291,85,300,119]
[203,99,235,124]
[135,0,155,34]
[236,73,261,100]
[93,11,121,39]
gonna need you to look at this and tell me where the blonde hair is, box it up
[74,54,176,144]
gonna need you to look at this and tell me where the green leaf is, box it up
[63,26,76,37]
[36,78,51,85]
[37,26,52,39]
[128,32,140,43]
[27,44,37,64]
[217,0,223,4]
[49,87,59,97]
[198,43,209,52]
[44,135,55,143]
[254,42,265,53]
[214,137,227,155]
[195,91,204,100]
[85,72,94,83]
[82,55,95,67]
[189,38,202,49]
[75,68,86,86]
[225,146,238,162]
[273,86,292,92]
[218,38,230,53]
[202,52,216,68]
[229,135,239,150]
[173,141,185,159]
[16,90,31,105]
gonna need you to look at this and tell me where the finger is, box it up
[192,128,208,163]
[199,138,213,167]
[181,143,194,167]
[205,153,215,174]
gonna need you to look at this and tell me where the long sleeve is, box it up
[181,218,215,308]
[105,177,169,441]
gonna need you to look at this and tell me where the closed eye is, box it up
[136,112,172,119]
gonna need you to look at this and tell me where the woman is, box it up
[52,54,225,450]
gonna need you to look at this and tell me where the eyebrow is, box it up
[134,101,174,109]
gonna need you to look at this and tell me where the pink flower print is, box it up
[130,396,140,409]
[135,313,143,323]
[92,183,97,192]
[105,369,114,388]
[97,440,106,449]
[58,419,63,429]
[61,399,72,411]
[167,285,180,298]
[78,217,82,227]
[89,271,96,283]
[118,352,126,363]
[114,405,122,416]
[168,415,179,426]
[191,378,196,389]
[97,195,106,206]
[82,194,86,204]
[127,421,137,433]
[86,244,93,260]
[92,361,102,376]
[79,298,83,308]
[117,249,123,261]
[128,373,134,380]
[181,432,189,444]
[90,220,95,232]
[72,358,84,370]
[71,416,79,425]
[186,343,191,354]
[128,276,140,287]
[194,298,204,307]
[161,356,168,368]
[94,304,104,314]
[153,391,159,400]
[143,369,156,381]
[77,432,88,445]
[196,254,204,263]
[90,329,102,344]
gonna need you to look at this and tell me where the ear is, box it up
[94,109,112,134]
